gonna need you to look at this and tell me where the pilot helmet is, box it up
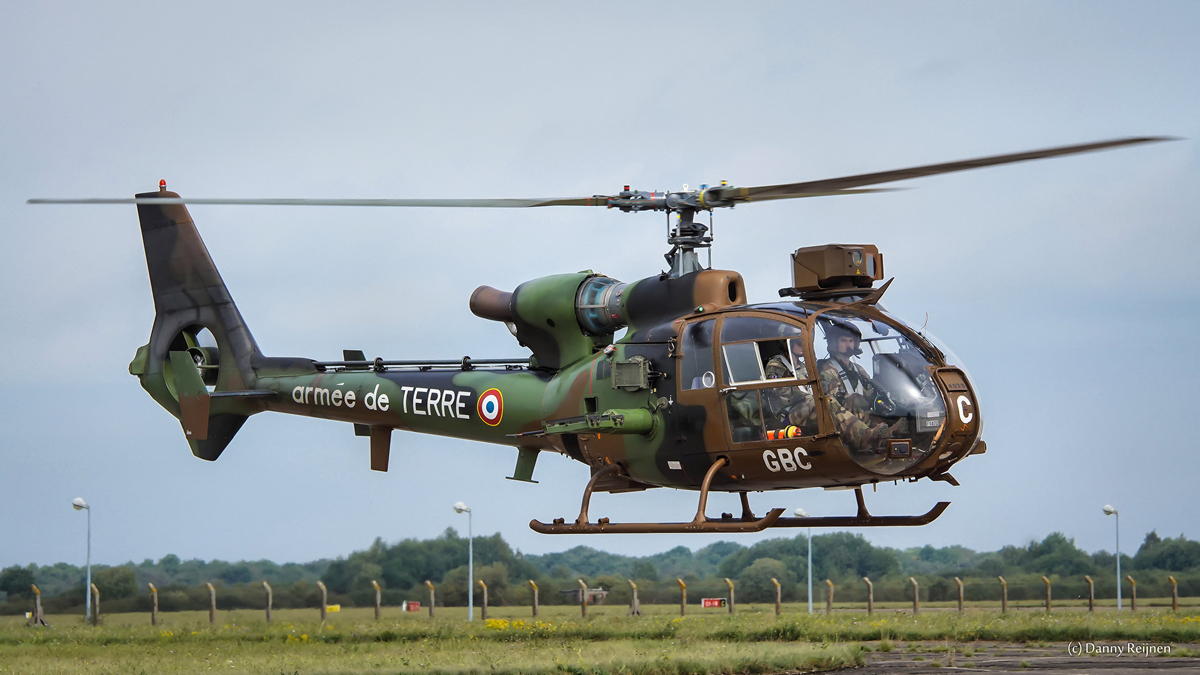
[821,318,862,342]
[821,318,863,356]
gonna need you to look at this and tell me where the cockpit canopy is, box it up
[680,304,950,476]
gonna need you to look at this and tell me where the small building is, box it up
[559,588,609,604]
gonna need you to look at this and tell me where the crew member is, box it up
[817,320,875,409]
[762,338,818,435]
[816,320,898,454]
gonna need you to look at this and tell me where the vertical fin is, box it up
[370,427,392,472]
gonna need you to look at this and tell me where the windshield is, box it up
[814,309,946,475]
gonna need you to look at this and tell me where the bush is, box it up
[93,566,138,600]
[0,566,35,600]
[739,558,796,603]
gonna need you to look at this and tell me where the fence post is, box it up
[1126,576,1136,612]
[725,577,735,614]
[91,583,100,625]
[1169,576,1178,612]
[627,579,642,616]
[207,583,216,624]
[909,577,919,615]
[372,580,381,620]
[478,579,488,621]
[148,583,158,626]
[1084,576,1094,612]
[317,581,327,621]
[677,578,687,617]
[826,579,834,614]
[578,579,588,619]
[863,577,874,615]
[425,580,435,618]
[28,584,44,626]
[771,578,781,616]
[1041,576,1051,612]
[998,576,1007,614]
[263,581,273,623]
[955,577,964,613]
[529,580,539,618]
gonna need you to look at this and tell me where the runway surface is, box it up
[848,641,1198,674]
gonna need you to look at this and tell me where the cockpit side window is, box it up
[718,317,816,443]
[680,320,716,390]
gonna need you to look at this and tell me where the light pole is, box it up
[1104,504,1121,611]
[71,498,91,623]
[454,502,473,621]
[795,508,812,614]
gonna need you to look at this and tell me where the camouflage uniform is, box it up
[817,357,888,454]
[828,397,887,455]
[762,354,817,433]
[725,389,764,442]
[817,356,875,409]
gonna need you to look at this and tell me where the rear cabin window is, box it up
[680,320,716,390]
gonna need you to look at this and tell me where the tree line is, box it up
[3,527,1197,614]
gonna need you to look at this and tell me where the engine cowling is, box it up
[470,269,747,370]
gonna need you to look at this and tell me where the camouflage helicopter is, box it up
[30,136,1170,534]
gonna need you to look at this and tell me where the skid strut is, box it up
[530,458,786,534]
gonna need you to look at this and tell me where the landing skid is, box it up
[772,487,949,528]
[529,462,948,535]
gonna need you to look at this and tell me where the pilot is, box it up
[818,320,875,416]
[816,320,903,454]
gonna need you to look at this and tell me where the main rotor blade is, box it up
[728,136,1176,202]
[27,136,1175,210]
[26,196,605,207]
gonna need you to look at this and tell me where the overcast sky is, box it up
[2,2,1197,571]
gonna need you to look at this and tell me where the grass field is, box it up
[2,603,1197,674]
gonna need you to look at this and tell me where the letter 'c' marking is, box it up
[956,395,974,423]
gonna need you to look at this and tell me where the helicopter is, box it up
[30,136,1171,534]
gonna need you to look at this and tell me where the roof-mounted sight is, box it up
[779,244,884,298]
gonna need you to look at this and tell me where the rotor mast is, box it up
[666,208,711,278]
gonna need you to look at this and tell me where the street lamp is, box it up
[1104,504,1121,611]
[71,498,91,623]
[795,508,812,614]
[454,501,473,621]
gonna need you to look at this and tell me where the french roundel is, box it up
[477,388,504,426]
